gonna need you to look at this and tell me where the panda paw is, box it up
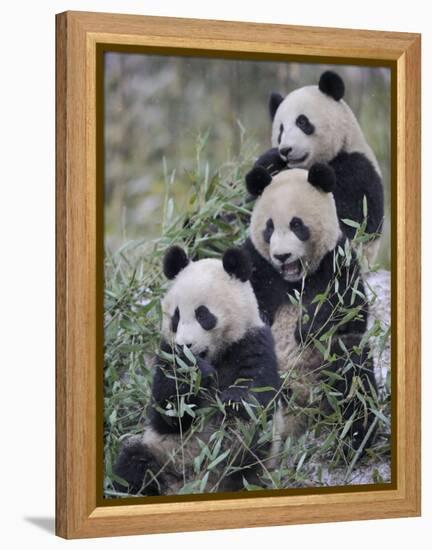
[221,388,250,419]
[254,147,288,175]
[245,166,273,197]
[113,436,161,496]
[175,347,216,381]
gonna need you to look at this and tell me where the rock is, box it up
[364,269,391,396]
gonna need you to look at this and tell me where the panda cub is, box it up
[114,246,279,496]
[244,163,378,451]
[248,71,384,266]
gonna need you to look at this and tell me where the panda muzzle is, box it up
[282,259,302,276]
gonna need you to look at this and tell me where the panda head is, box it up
[247,163,341,282]
[269,71,348,169]
[161,247,262,360]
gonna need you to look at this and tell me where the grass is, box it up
[103,137,391,497]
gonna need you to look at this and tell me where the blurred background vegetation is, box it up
[104,53,391,265]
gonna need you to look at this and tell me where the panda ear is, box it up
[163,246,189,279]
[308,163,336,193]
[318,71,345,101]
[223,248,252,282]
[269,92,284,120]
[245,165,273,197]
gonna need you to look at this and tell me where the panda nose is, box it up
[279,147,292,158]
[274,253,291,263]
[175,338,193,349]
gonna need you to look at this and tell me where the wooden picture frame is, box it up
[56,10,421,539]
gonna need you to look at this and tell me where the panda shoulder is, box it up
[330,151,379,175]
[229,325,276,362]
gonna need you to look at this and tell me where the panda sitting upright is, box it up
[114,246,280,496]
[248,71,384,266]
[243,162,378,452]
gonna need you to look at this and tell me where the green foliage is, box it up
[104,141,391,498]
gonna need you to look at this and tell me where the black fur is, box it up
[269,92,284,120]
[149,341,217,435]
[318,70,345,101]
[249,149,383,240]
[262,218,274,244]
[170,306,180,332]
[215,325,280,410]
[254,147,287,175]
[222,247,252,282]
[296,114,315,135]
[151,326,279,427]
[113,439,164,495]
[322,335,378,450]
[290,217,310,241]
[245,165,273,197]
[163,246,189,279]
[195,305,217,331]
[277,123,284,144]
[308,163,336,193]
[329,151,384,239]
[293,242,368,344]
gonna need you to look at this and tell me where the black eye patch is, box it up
[171,307,179,332]
[290,216,310,241]
[262,218,274,244]
[296,114,315,136]
[195,305,217,331]
[278,123,284,144]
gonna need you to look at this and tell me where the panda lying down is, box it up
[114,247,280,496]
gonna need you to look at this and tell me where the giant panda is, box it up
[114,246,280,496]
[247,71,384,266]
[243,162,378,453]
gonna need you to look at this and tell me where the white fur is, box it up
[130,258,266,495]
[272,85,381,176]
[250,169,341,279]
[249,169,343,447]
[270,297,324,444]
[161,258,263,360]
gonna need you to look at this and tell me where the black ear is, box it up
[318,71,345,101]
[269,92,284,120]
[163,246,189,279]
[245,165,273,197]
[308,163,335,193]
[223,248,252,282]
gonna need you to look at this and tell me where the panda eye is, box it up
[171,307,180,333]
[290,217,310,241]
[195,305,217,331]
[263,218,274,244]
[278,123,284,144]
[296,114,315,136]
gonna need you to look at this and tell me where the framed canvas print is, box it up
[56,11,421,539]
